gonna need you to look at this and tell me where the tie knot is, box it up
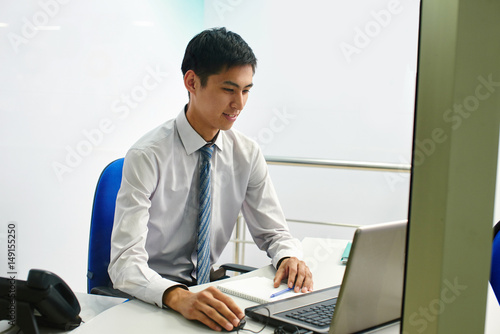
[200,145,214,161]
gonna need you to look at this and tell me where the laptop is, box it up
[245,221,407,334]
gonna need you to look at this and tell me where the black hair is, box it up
[181,27,257,86]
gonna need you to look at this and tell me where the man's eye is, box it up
[223,88,234,92]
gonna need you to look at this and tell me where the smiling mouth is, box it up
[223,113,238,117]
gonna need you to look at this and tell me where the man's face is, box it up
[186,65,254,141]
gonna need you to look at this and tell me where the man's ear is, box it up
[183,70,198,96]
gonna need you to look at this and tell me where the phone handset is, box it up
[26,269,82,328]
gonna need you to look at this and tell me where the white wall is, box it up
[0,0,204,292]
[0,0,421,292]
[203,0,420,266]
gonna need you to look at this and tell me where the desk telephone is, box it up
[0,269,82,334]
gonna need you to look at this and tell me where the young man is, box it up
[108,27,313,331]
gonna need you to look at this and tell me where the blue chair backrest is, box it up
[491,223,500,303]
[87,158,124,293]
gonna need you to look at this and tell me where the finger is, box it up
[177,294,225,331]
[183,288,233,331]
[199,301,235,331]
[302,270,314,292]
[195,311,223,332]
[292,262,306,292]
[295,263,313,292]
[204,288,243,328]
[274,266,287,288]
[210,288,245,321]
[274,258,289,287]
[286,259,299,289]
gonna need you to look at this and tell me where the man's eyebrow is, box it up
[222,80,254,89]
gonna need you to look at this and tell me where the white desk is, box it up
[3,238,499,333]
[0,293,127,334]
[485,283,500,333]
[69,238,401,334]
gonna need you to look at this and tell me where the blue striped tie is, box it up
[197,145,214,284]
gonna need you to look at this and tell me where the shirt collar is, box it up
[176,106,224,155]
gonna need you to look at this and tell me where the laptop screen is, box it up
[245,221,407,334]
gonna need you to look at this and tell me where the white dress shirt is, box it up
[108,108,303,308]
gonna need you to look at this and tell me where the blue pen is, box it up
[270,287,293,298]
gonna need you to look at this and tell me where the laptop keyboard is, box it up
[280,298,337,328]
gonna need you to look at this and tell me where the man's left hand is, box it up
[273,257,313,293]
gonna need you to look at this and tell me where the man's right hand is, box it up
[163,286,244,331]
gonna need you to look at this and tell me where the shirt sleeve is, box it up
[108,148,186,308]
[241,145,303,268]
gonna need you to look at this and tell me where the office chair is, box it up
[87,158,255,298]
[87,158,130,298]
[491,221,500,303]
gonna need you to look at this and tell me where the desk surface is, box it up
[70,238,400,334]
[0,293,127,334]
[2,238,499,333]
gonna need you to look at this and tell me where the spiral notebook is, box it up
[217,276,297,304]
